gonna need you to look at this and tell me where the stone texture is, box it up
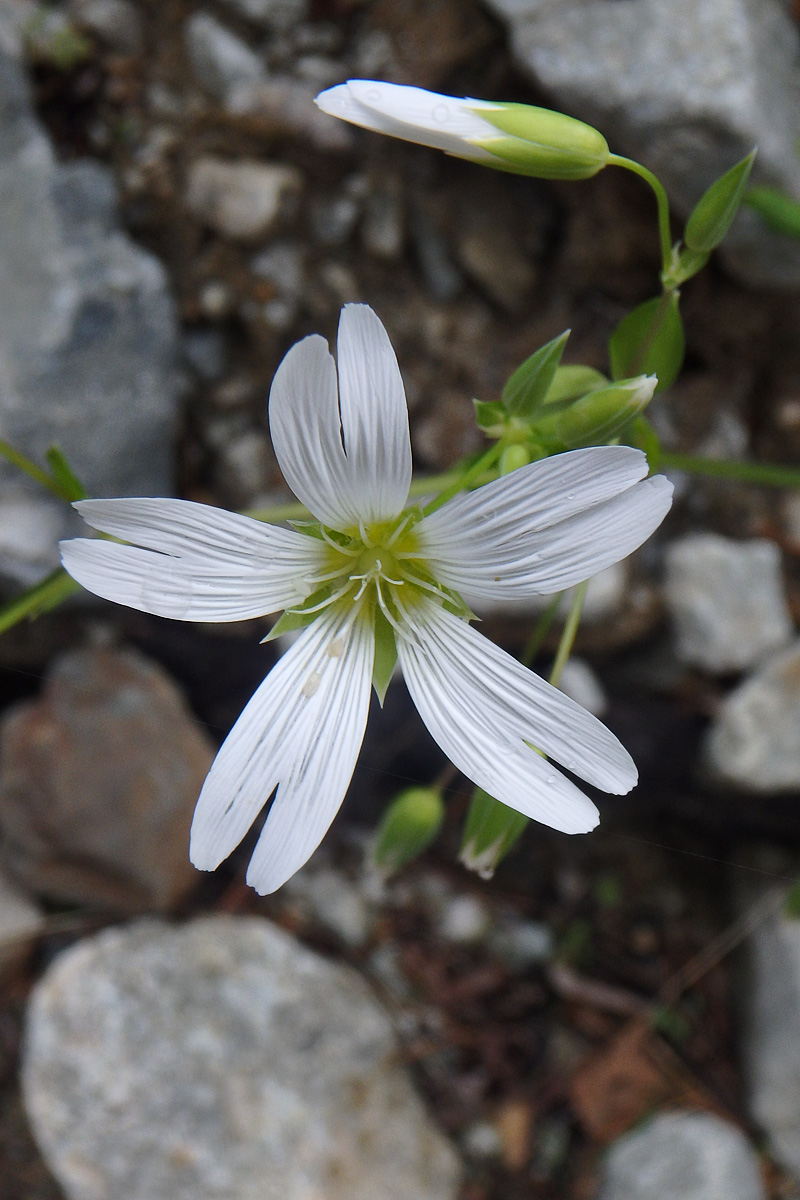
[664,534,793,673]
[738,874,800,1175]
[185,156,302,242]
[70,0,144,54]
[185,12,266,103]
[22,916,461,1200]
[0,34,178,584]
[0,646,214,912]
[595,1110,766,1200]
[0,867,44,982]
[484,0,800,288]
[219,0,309,30]
[703,639,800,791]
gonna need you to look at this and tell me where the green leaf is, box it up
[460,787,528,878]
[744,185,800,240]
[372,607,398,705]
[45,445,87,502]
[630,415,662,472]
[373,787,445,875]
[472,398,508,434]
[543,364,608,407]
[684,149,756,252]
[502,330,570,418]
[609,293,684,392]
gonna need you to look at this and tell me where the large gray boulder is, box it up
[483,0,800,288]
[22,916,461,1200]
[0,21,179,584]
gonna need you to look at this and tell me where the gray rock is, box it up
[282,862,374,948]
[23,916,461,1200]
[213,428,272,503]
[664,534,793,673]
[226,76,353,151]
[185,155,302,242]
[556,657,608,717]
[219,0,309,31]
[185,12,266,103]
[0,645,214,912]
[70,0,144,54]
[0,40,178,584]
[704,639,800,791]
[0,867,44,981]
[595,1110,766,1200]
[484,0,800,288]
[738,874,800,1175]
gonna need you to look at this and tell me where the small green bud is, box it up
[460,788,528,879]
[499,444,531,475]
[373,787,445,875]
[531,375,657,451]
[473,104,610,180]
[684,149,756,253]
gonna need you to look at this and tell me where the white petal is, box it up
[190,605,374,894]
[335,304,412,523]
[268,331,355,529]
[416,448,672,604]
[397,601,637,832]
[61,499,326,621]
[268,306,411,529]
[315,81,501,162]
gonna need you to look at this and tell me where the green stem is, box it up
[0,439,63,500]
[660,452,800,489]
[549,581,588,688]
[421,441,506,518]
[0,569,80,638]
[608,154,673,273]
[522,593,562,667]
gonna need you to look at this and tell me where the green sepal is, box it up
[531,375,656,452]
[543,364,608,407]
[372,606,398,705]
[372,786,445,875]
[609,293,684,392]
[473,103,610,180]
[262,587,332,642]
[684,149,756,253]
[45,445,88,502]
[473,398,508,435]
[502,330,570,418]
[459,787,528,879]
[661,244,710,289]
[744,185,800,239]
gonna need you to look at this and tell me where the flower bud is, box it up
[316,81,610,180]
[459,788,528,879]
[372,787,445,875]
[499,444,531,475]
[531,375,657,451]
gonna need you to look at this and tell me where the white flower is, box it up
[315,80,610,180]
[60,305,672,894]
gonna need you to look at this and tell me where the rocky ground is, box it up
[3,0,800,1197]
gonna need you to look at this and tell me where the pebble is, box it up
[219,0,309,31]
[437,894,492,945]
[226,76,354,152]
[556,657,608,717]
[185,156,302,242]
[0,646,214,912]
[0,868,44,982]
[182,326,229,383]
[23,916,461,1200]
[282,862,373,948]
[362,182,405,261]
[493,915,554,970]
[595,1110,766,1200]
[70,0,143,54]
[664,534,793,673]
[213,428,272,504]
[185,12,266,103]
[484,0,800,288]
[703,639,800,791]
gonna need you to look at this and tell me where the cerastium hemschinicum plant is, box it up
[0,78,790,888]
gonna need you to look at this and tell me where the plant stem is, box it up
[421,440,506,518]
[660,452,800,488]
[549,581,588,688]
[608,154,674,273]
[522,593,562,667]
[0,569,81,637]
[0,439,63,500]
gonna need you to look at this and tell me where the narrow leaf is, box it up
[45,445,88,502]
[502,330,570,418]
[609,293,684,392]
[684,149,756,252]
[744,186,800,240]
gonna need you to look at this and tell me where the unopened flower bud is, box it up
[460,788,528,879]
[531,375,657,451]
[372,786,445,875]
[316,81,610,180]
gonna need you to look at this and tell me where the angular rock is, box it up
[0,646,214,912]
[185,12,266,103]
[185,155,302,242]
[704,639,800,791]
[595,1110,766,1200]
[484,0,800,288]
[664,534,793,673]
[738,873,800,1175]
[0,36,178,584]
[0,867,44,982]
[22,916,461,1200]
